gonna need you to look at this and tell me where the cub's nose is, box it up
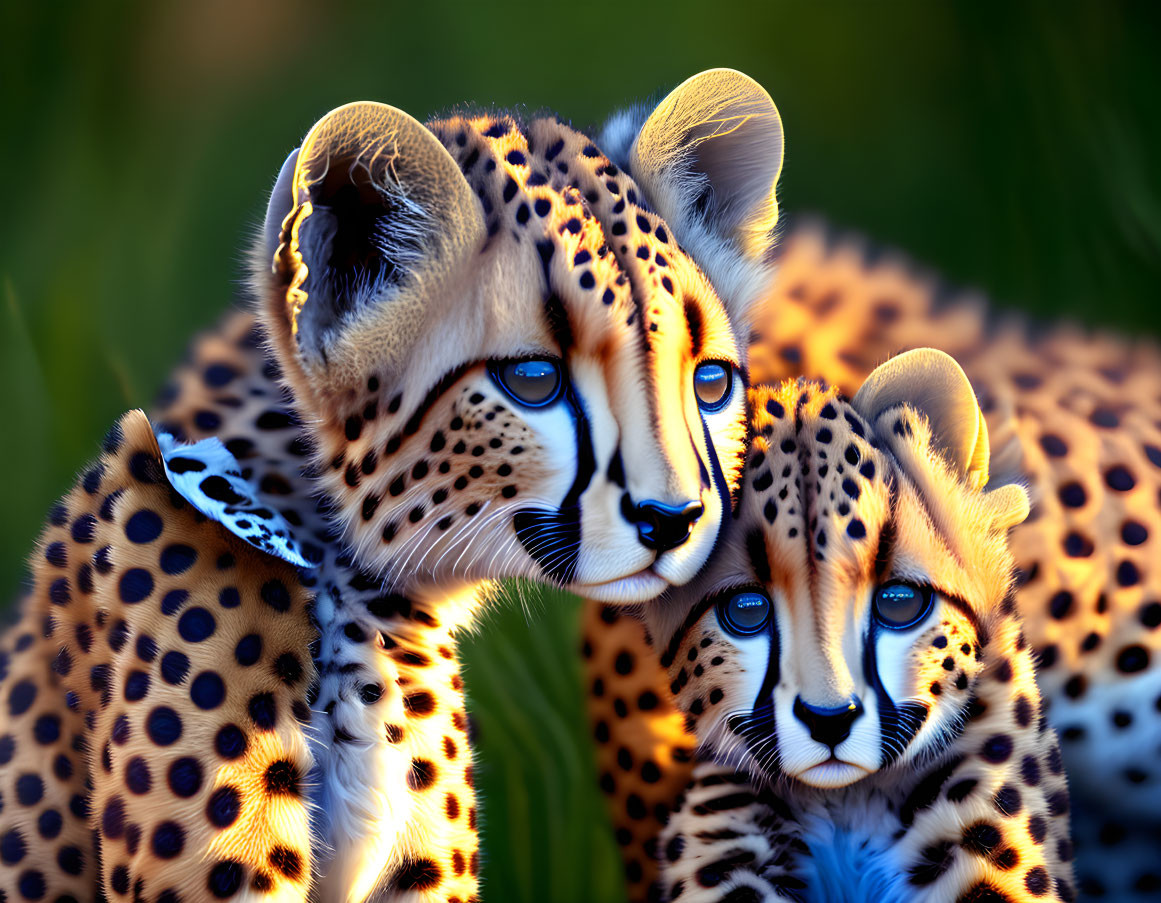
[634,499,704,552]
[793,696,865,750]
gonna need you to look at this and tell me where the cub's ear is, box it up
[628,68,784,326]
[854,348,1030,530]
[259,101,485,407]
[853,348,990,487]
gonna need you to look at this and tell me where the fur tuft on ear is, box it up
[259,101,485,404]
[982,482,1031,532]
[627,68,784,329]
[853,348,990,487]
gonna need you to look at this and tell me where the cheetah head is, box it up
[254,70,784,603]
[647,350,1031,787]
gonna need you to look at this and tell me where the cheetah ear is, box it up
[981,482,1031,532]
[259,101,486,405]
[629,68,784,330]
[853,348,991,487]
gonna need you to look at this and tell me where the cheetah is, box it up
[644,351,1073,902]
[583,223,1161,901]
[0,70,785,901]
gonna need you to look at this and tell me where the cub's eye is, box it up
[490,358,563,407]
[694,361,733,412]
[717,591,771,637]
[873,582,934,629]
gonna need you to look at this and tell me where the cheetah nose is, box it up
[793,696,865,750]
[633,499,704,552]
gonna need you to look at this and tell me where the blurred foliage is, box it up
[1,1,1159,899]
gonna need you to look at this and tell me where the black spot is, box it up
[160,544,197,575]
[1105,465,1135,491]
[130,451,164,483]
[407,758,437,791]
[199,475,248,505]
[177,607,215,642]
[1122,520,1148,545]
[249,693,277,730]
[962,821,1002,857]
[168,757,202,798]
[264,759,300,796]
[994,785,1021,816]
[1063,532,1094,557]
[1057,482,1086,508]
[208,860,244,898]
[946,778,977,803]
[203,362,238,387]
[119,568,154,604]
[1039,434,1067,457]
[261,580,291,612]
[981,734,1012,763]
[15,774,43,806]
[1116,559,1140,587]
[146,706,183,746]
[388,858,442,891]
[1047,789,1069,816]
[214,724,247,760]
[1021,866,1050,896]
[152,821,185,859]
[274,653,303,685]
[125,509,163,543]
[1116,644,1149,673]
[269,845,303,880]
[1138,601,1161,629]
[191,672,226,710]
[909,840,956,886]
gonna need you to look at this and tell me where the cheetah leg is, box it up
[145,311,482,902]
[85,411,318,900]
[0,601,95,899]
[657,762,801,903]
[337,598,479,903]
[580,603,697,901]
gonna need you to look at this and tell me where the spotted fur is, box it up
[584,223,1161,901]
[0,70,785,901]
[644,361,1072,902]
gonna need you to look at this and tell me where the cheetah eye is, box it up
[873,582,934,630]
[717,591,771,637]
[693,361,733,412]
[490,358,563,407]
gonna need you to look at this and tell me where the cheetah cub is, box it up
[643,350,1075,903]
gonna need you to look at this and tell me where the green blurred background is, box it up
[2,2,1159,899]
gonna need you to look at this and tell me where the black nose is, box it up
[634,499,703,552]
[793,696,864,750]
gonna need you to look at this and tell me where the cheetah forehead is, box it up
[741,381,892,600]
[737,377,1013,615]
[424,113,730,354]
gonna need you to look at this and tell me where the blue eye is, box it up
[694,362,733,412]
[490,358,563,407]
[873,582,934,629]
[717,591,771,637]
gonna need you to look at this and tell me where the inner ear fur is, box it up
[259,101,485,410]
